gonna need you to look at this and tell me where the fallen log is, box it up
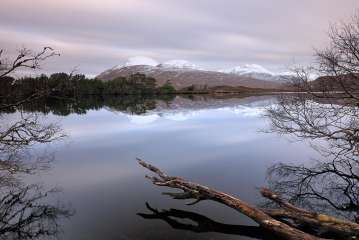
[138,159,323,240]
[260,188,359,237]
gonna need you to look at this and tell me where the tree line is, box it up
[0,72,176,98]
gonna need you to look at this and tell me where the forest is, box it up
[0,72,176,98]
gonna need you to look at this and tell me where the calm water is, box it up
[5,95,320,240]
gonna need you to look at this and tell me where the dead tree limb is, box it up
[138,159,323,240]
[260,188,359,237]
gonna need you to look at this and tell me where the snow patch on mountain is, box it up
[111,57,204,71]
[113,56,159,70]
[158,60,201,70]
[221,64,274,76]
[219,64,297,82]
[124,56,158,67]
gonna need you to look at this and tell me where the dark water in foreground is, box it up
[3,95,320,240]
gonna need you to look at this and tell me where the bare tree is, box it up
[290,12,359,100]
[0,47,73,239]
[264,11,359,227]
[0,47,60,111]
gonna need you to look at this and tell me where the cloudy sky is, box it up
[1,0,358,76]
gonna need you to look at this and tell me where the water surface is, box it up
[9,95,320,240]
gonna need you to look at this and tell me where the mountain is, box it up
[96,57,286,90]
[219,64,295,82]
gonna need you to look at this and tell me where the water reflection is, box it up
[0,184,73,240]
[266,94,359,223]
[2,95,169,115]
[38,94,291,240]
[0,112,74,239]
[1,94,273,116]
[138,202,278,240]
[1,94,335,240]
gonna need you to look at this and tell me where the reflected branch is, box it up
[0,184,74,240]
[0,113,64,152]
[138,202,279,240]
[0,113,65,186]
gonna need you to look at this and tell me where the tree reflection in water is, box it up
[0,112,73,240]
[266,95,359,223]
[0,184,73,240]
[1,95,172,116]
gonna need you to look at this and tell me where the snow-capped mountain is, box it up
[221,64,274,75]
[220,64,294,82]
[99,56,158,76]
[106,57,290,82]
[97,57,286,90]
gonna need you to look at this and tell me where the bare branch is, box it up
[138,159,324,240]
[0,47,59,78]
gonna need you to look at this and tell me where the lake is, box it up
[1,95,323,240]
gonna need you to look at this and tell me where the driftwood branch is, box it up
[138,159,359,239]
[260,188,359,237]
[138,159,324,240]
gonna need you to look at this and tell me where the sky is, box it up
[1,0,358,76]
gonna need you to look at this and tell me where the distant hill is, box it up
[96,58,287,91]
[310,75,359,92]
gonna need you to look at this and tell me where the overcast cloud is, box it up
[1,0,358,76]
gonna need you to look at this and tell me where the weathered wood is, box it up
[261,188,359,237]
[138,159,322,240]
